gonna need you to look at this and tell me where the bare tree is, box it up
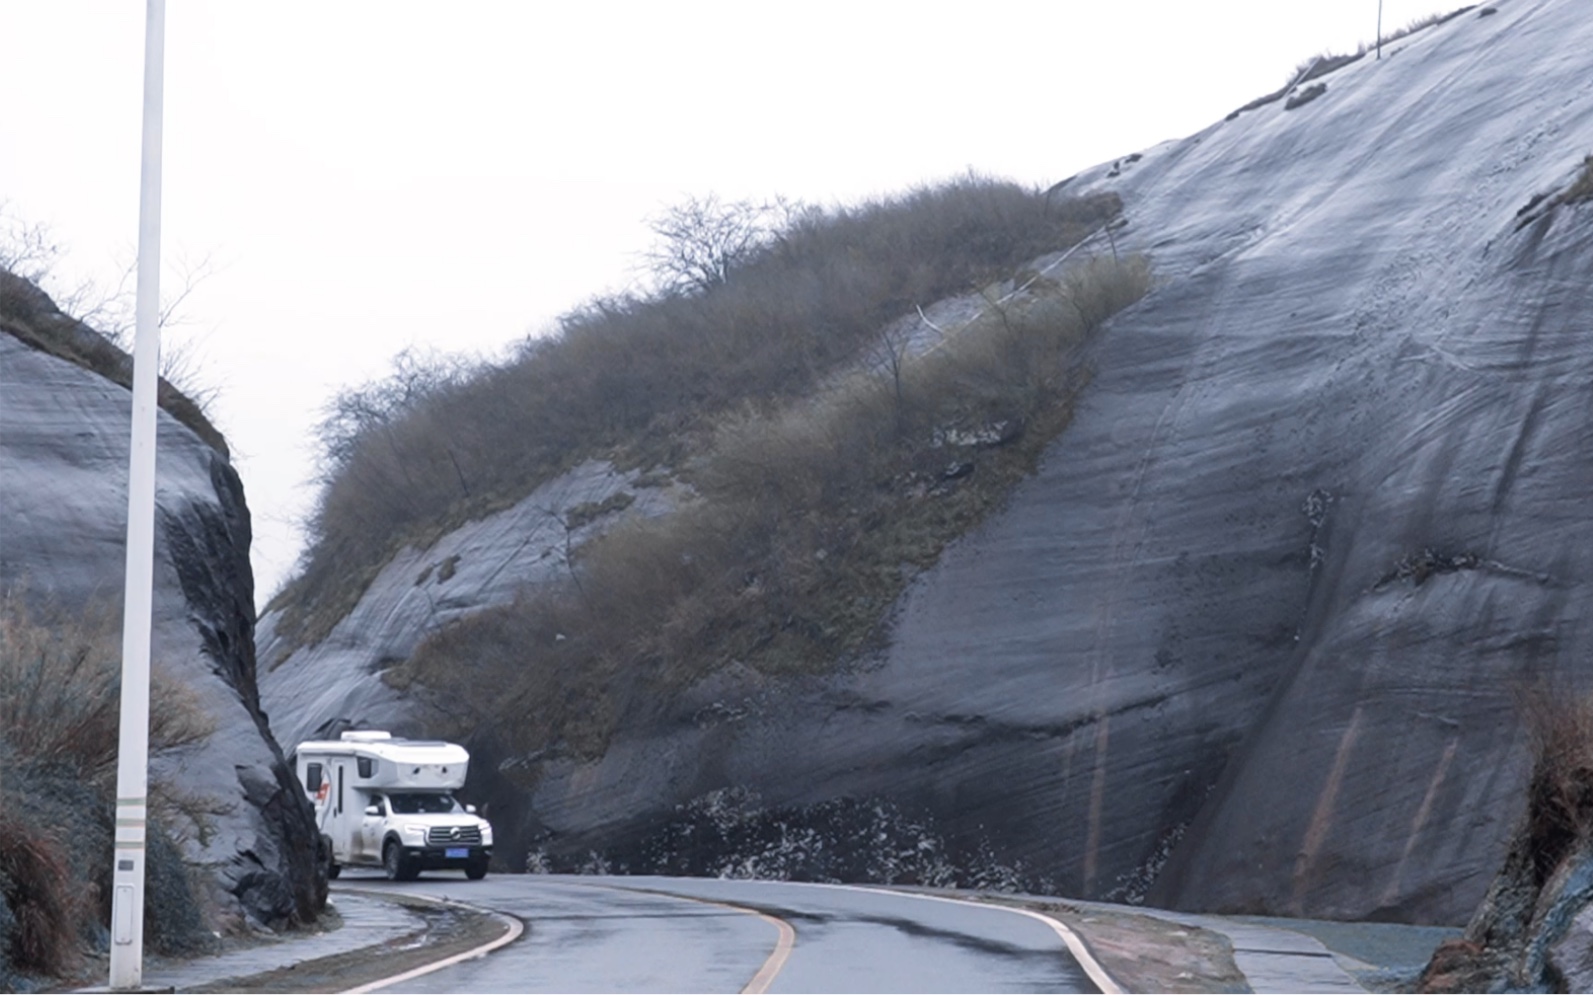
[0,201,61,283]
[314,347,476,477]
[643,194,780,296]
[867,319,917,437]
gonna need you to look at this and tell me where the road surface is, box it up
[339,873,1096,993]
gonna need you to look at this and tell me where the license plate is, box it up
[445,847,468,859]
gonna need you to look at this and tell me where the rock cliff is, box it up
[261,0,1593,925]
[0,271,321,929]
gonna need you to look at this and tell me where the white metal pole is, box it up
[109,0,165,989]
[1377,0,1385,59]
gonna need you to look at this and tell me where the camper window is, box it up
[388,793,462,815]
[305,763,323,792]
[357,756,375,779]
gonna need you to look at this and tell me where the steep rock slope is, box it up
[868,0,1593,922]
[516,0,1593,921]
[262,0,1592,924]
[0,274,320,928]
[257,460,673,749]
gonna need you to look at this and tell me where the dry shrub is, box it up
[279,179,1124,649]
[1520,685,1593,885]
[0,811,77,980]
[0,591,217,780]
[0,591,218,982]
[418,254,1151,761]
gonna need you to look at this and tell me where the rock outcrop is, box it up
[262,0,1593,925]
[0,271,321,929]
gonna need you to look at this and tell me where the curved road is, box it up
[337,873,1096,993]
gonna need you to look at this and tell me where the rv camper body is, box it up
[294,731,493,881]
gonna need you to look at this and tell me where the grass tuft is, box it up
[0,590,217,982]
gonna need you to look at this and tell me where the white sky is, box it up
[0,1,1463,608]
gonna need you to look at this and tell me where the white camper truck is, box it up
[295,731,493,881]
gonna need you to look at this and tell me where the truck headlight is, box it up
[402,825,426,841]
[482,824,494,846]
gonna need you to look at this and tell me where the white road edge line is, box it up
[562,879,797,994]
[825,884,1126,995]
[337,888,525,995]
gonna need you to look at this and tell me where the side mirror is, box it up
[364,805,380,817]
[465,804,478,814]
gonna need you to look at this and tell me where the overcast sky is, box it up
[0,1,1464,607]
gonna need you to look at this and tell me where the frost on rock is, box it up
[548,788,1029,892]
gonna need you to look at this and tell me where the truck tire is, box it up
[465,856,488,880]
[383,840,418,882]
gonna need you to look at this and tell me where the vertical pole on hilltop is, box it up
[109,0,165,989]
[1377,0,1385,59]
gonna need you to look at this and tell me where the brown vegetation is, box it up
[0,591,216,983]
[396,253,1151,764]
[0,593,216,779]
[277,178,1124,650]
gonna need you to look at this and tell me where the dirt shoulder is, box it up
[971,895,1250,993]
[193,893,512,995]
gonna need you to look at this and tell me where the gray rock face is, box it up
[264,0,1593,924]
[0,283,319,929]
[257,460,676,748]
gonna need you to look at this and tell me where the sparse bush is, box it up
[281,178,1123,649]
[1519,685,1593,884]
[0,592,216,780]
[0,811,76,980]
[401,253,1151,763]
[0,592,217,983]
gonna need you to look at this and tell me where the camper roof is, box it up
[296,733,468,766]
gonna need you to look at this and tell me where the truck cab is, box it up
[294,731,493,881]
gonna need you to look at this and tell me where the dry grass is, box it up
[0,591,218,982]
[1519,685,1593,885]
[0,812,76,979]
[0,592,216,781]
[400,254,1151,761]
[277,179,1124,649]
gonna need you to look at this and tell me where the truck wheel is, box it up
[465,856,488,880]
[383,840,418,882]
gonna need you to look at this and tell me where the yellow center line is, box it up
[562,881,797,994]
[738,908,795,995]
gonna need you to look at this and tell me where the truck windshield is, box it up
[387,793,461,814]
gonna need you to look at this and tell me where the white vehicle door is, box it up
[358,794,386,859]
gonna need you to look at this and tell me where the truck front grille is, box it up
[426,825,482,847]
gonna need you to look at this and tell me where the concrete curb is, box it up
[338,888,523,994]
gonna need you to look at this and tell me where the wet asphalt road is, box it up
[341,873,1094,993]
